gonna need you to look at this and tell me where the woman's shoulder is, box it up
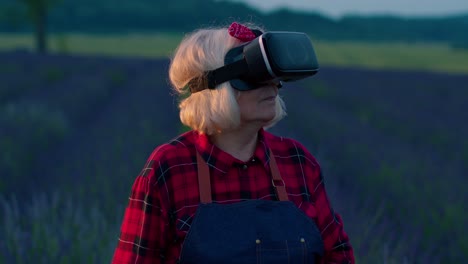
[145,131,197,165]
[136,131,197,186]
[263,130,320,167]
[263,130,308,151]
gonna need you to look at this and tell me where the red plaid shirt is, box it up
[112,129,354,264]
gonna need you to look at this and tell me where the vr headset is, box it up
[190,31,319,93]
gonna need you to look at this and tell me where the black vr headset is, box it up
[189,31,319,93]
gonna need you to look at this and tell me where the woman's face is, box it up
[236,83,279,125]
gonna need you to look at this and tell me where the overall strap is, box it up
[196,151,212,204]
[268,149,289,201]
[196,149,289,203]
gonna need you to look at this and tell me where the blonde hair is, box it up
[169,26,287,135]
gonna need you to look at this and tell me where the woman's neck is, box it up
[209,124,261,162]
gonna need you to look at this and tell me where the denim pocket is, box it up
[256,238,316,264]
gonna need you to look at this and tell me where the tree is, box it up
[18,0,60,54]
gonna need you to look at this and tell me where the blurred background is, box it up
[0,0,467,263]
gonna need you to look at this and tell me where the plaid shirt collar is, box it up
[194,128,272,175]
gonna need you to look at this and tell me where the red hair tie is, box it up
[228,22,257,42]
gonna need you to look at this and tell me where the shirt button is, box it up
[242,164,248,170]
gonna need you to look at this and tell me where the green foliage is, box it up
[2,0,468,45]
[11,0,64,53]
[54,33,68,53]
[315,41,468,74]
[0,3,27,31]
[452,41,468,50]
[17,0,62,20]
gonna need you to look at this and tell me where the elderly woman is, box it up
[112,22,354,264]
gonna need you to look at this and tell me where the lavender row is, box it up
[0,50,466,262]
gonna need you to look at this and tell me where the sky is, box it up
[232,0,468,18]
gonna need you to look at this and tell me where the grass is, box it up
[1,32,468,74]
[315,40,468,74]
[0,32,183,58]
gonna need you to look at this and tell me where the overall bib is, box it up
[179,150,324,264]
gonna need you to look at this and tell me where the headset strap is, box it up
[189,59,248,93]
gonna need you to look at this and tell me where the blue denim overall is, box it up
[178,150,324,264]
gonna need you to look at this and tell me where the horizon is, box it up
[228,0,468,18]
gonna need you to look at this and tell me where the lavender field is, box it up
[0,50,467,263]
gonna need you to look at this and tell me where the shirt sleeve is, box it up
[111,157,169,264]
[315,170,355,264]
[300,143,355,264]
